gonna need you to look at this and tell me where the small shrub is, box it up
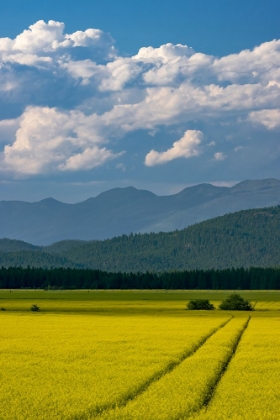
[0,307,6,311]
[187,299,215,310]
[30,304,40,312]
[219,293,254,311]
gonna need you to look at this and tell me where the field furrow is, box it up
[189,317,280,420]
[75,317,232,420]
[198,316,250,410]
[98,317,248,420]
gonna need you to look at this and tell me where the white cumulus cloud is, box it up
[2,106,122,174]
[0,20,115,68]
[59,146,123,171]
[249,109,280,129]
[145,130,203,166]
[134,43,195,63]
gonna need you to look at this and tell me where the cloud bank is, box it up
[0,20,279,176]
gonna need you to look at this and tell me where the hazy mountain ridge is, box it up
[1,178,280,245]
[0,238,39,253]
[0,205,279,271]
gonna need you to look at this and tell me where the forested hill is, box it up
[0,206,279,271]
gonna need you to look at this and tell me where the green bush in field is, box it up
[219,293,254,311]
[30,304,40,312]
[187,299,215,310]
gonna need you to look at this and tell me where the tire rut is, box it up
[69,316,233,420]
[183,316,251,420]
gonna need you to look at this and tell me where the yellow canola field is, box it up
[100,317,248,420]
[0,313,225,420]
[190,317,280,420]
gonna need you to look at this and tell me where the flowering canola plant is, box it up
[100,317,247,420]
[190,317,280,420]
[1,291,280,420]
[0,312,224,420]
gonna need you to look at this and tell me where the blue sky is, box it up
[0,0,280,202]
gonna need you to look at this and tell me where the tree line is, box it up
[0,266,280,290]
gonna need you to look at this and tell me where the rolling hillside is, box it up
[0,205,279,271]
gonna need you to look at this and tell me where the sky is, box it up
[0,0,280,202]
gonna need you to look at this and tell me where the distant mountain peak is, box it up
[38,197,62,203]
[178,183,222,194]
[232,178,280,192]
[95,186,157,201]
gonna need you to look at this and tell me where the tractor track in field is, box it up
[182,315,251,420]
[68,316,233,420]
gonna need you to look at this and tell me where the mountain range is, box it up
[1,178,280,245]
